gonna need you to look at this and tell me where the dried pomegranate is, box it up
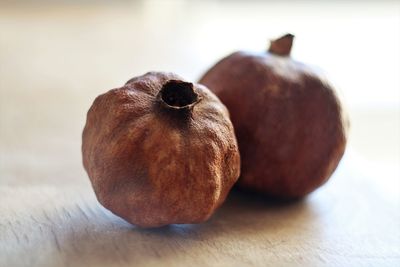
[82,72,240,227]
[199,34,349,199]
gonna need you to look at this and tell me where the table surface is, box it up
[0,2,399,267]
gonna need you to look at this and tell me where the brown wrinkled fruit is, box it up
[199,34,349,199]
[82,72,240,227]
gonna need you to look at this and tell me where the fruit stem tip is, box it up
[268,33,294,56]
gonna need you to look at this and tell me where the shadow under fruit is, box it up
[199,34,349,199]
[82,72,240,228]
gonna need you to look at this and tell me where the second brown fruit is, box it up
[199,34,349,199]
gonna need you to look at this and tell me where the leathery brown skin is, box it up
[82,72,240,228]
[199,34,349,199]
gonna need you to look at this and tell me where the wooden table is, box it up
[1,158,399,267]
[1,2,399,267]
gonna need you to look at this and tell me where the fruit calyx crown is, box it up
[158,80,201,110]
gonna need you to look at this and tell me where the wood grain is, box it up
[0,2,399,267]
[1,159,399,267]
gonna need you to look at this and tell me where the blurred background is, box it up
[0,0,399,193]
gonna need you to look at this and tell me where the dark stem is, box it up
[268,33,294,56]
[158,80,200,110]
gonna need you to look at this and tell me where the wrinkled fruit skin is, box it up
[199,51,348,199]
[82,72,240,228]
